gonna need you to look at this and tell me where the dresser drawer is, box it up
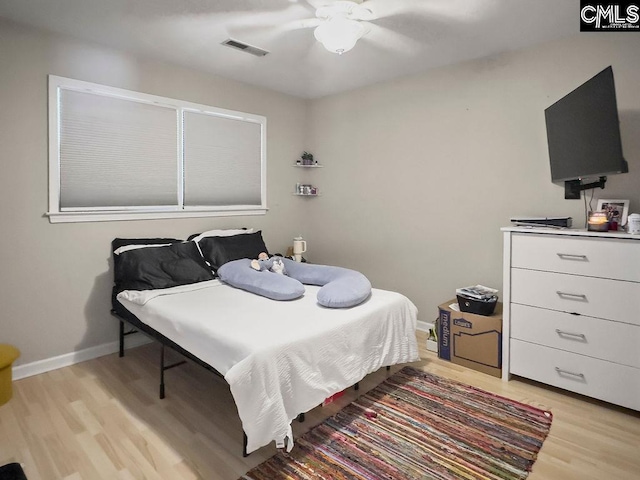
[510,340,640,411]
[511,268,640,326]
[510,304,640,368]
[511,233,640,282]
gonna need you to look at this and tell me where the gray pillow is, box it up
[282,259,371,308]
[217,259,304,301]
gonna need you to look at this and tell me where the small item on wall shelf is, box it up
[300,151,315,166]
[295,184,318,195]
[588,211,609,232]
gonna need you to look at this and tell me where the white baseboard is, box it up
[416,320,434,333]
[12,335,152,380]
[14,321,434,380]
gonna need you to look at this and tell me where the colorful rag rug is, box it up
[240,366,552,480]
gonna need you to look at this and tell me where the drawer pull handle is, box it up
[556,291,587,300]
[556,253,588,260]
[555,329,586,340]
[555,367,585,379]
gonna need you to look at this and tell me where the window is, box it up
[48,76,266,223]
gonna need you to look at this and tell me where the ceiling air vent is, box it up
[221,38,269,57]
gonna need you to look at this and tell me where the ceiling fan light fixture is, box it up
[314,16,366,55]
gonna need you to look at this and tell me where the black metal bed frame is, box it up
[111,302,307,457]
[111,299,388,457]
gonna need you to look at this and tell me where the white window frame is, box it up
[47,75,267,223]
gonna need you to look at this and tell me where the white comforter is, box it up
[117,280,420,454]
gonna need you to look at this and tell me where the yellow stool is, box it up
[0,344,20,406]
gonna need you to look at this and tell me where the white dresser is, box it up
[502,227,640,410]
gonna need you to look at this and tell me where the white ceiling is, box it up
[0,0,579,99]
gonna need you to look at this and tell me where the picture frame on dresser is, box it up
[596,199,629,227]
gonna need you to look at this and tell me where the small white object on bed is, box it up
[118,280,419,454]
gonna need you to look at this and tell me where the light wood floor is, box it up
[1,331,639,480]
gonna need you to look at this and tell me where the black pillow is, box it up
[198,231,269,271]
[115,242,214,291]
[112,238,182,294]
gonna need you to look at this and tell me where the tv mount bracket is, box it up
[564,176,607,200]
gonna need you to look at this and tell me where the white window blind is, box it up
[48,75,267,223]
[59,90,178,209]
[183,111,262,207]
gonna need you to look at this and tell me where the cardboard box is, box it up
[437,300,502,378]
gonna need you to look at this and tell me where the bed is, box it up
[111,230,420,455]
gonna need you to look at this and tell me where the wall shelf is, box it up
[294,161,322,197]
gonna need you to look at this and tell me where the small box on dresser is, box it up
[502,227,640,411]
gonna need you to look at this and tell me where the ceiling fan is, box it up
[227,0,432,57]
[292,0,440,55]
[311,0,376,54]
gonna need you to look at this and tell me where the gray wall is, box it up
[3,18,639,367]
[304,33,640,321]
[0,19,308,365]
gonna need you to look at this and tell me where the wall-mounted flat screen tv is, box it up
[545,66,627,197]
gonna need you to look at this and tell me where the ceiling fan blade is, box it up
[226,1,321,40]
[311,1,376,21]
[281,17,322,31]
[302,0,330,10]
[363,0,488,22]
[360,22,422,54]
[360,0,412,19]
[229,17,319,43]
